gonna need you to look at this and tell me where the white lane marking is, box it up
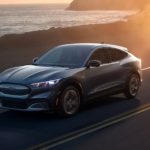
[142,67,150,71]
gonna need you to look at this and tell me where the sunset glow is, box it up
[0,0,72,4]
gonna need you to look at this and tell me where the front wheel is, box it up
[57,86,80,117]
[124,74,140,99]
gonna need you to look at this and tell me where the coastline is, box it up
[0,13,150,71]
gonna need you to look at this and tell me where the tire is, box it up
[124,73,140,99]
[57,86,81,117]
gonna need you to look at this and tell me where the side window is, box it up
[108,48,127,62]
[89,49,109,64]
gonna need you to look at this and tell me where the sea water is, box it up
[0,4,136,37]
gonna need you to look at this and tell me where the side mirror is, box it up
[33,57,38,64]
[87,60,101,68]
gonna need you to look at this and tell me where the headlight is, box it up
[31,79,60,88]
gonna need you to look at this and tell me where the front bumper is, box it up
[0,83,58,112]
[0,101,49,112]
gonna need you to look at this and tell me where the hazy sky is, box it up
[0,0,72,4]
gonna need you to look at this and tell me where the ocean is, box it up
[0,4,136,37]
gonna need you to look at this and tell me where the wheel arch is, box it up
[59,78,84,100]
[128,70,142,83]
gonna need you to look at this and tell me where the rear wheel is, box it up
[124,74,140,99]
[57,86,80,117]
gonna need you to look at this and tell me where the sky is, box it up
[0,0,72,4]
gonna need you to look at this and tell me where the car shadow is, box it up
[81,94,141,112]
[0,94,141,122]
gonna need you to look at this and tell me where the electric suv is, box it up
[0,43,142,116]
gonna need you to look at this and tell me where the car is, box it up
[0,43,142,116]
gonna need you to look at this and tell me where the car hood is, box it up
[0,65,70,85]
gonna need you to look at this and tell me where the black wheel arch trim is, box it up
[58,78,84,100]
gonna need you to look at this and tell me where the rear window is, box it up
[108,49,127,62]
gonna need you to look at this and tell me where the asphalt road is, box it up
[0,69,150,150]
[52,107,150,150]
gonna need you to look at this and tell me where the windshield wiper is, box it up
[54,65,67,67]
[33,63,68,68]
[43,64,67,67]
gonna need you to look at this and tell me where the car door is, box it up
[83,48,126,99]
[107,48,129,86]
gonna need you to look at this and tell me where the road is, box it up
[52,107,150,150]
[0,69,150,150]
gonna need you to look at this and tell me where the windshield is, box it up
[35,45,92,68]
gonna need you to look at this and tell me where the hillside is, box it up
[68,0,149,10]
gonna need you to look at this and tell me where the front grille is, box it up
[0,83,30,96]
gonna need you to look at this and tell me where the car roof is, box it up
[59,43,128,52]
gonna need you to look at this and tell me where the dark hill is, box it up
[68,0,149,10]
